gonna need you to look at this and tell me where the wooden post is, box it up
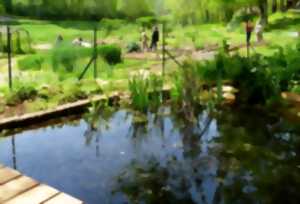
[162,22,166,77]
[7,25,12,90]
[247,42,250,58]
[93,27,98,79]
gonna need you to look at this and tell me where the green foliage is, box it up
[136,16,157,28]
[0,3,5,14]
[170,72,184,104]
[97,44,122,65]
[171,60,204,116]
[51,43,90,72]
[228,8,258,29]
[126,42,141,53]
[195,48,300,104]
[59,80,88,104]
[18,54,45,71]
[128,74,149,112]
[128,73,163,112]
[149,74,163,110]
[6,86,38,106]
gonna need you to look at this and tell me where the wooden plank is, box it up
[0,176,39,202]
[0,168,21,185]
[0,94,108,130]
[43,193,83,204]
[4,184,59,204]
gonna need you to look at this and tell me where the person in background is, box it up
[72,37,83,46]
[245,20,254,46]
[141,28,149,52]
[150,26,159,51]
[56,34,63,45]
[255,20,264,43]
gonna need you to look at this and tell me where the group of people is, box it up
[55,21,265,53]
[55,35,92,47]
[140,26,160,52]
[245,19,264,46]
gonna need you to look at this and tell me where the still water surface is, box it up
[0,107,299,204]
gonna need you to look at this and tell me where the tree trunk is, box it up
[280,0,286,11]
[3,0,12,13]
[272,0,278,12]
[259,0,269,26]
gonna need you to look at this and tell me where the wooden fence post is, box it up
[7,25,12,90]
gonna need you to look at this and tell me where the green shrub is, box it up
[51,43,90,72]
[291,85,300,94]
[18,54,45,71]
[126,42,141,53]
[6,86,38,106]
[196,52,282,104]
[97,44,122,65]
[59,84,88,104]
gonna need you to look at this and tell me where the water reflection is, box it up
[0,107,299,204]
[11,135,17,170]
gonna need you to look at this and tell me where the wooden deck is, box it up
[0,164,83,204]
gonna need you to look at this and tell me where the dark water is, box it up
[0,107,300,204]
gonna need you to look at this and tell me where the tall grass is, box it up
[129,74,163,112]
[129,74,149,112]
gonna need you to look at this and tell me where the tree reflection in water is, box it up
[113,107,300,204]
[83,105,115,157]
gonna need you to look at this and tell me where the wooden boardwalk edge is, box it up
[0,94,109,130]
[0,165,84,204]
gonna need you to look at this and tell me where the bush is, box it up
[196,52,282,104]
[18,54,45,71]
[59,83,88,104]
[51,43,91,72]
[97,44,122,65]
[126,42,141,53]
[6,86,38,106]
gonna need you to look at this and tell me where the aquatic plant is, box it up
[128,73,163,112]
[128,74,149,112]
[148,74,163,110]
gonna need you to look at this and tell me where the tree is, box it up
[3,0,12,13]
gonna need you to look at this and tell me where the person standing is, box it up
[245,20,254,46]
[55,34,64,45]
[141,28,149,52]
[255,21,264,43]
[150,26,159,51]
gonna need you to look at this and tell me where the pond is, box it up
[0,106,300,204]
